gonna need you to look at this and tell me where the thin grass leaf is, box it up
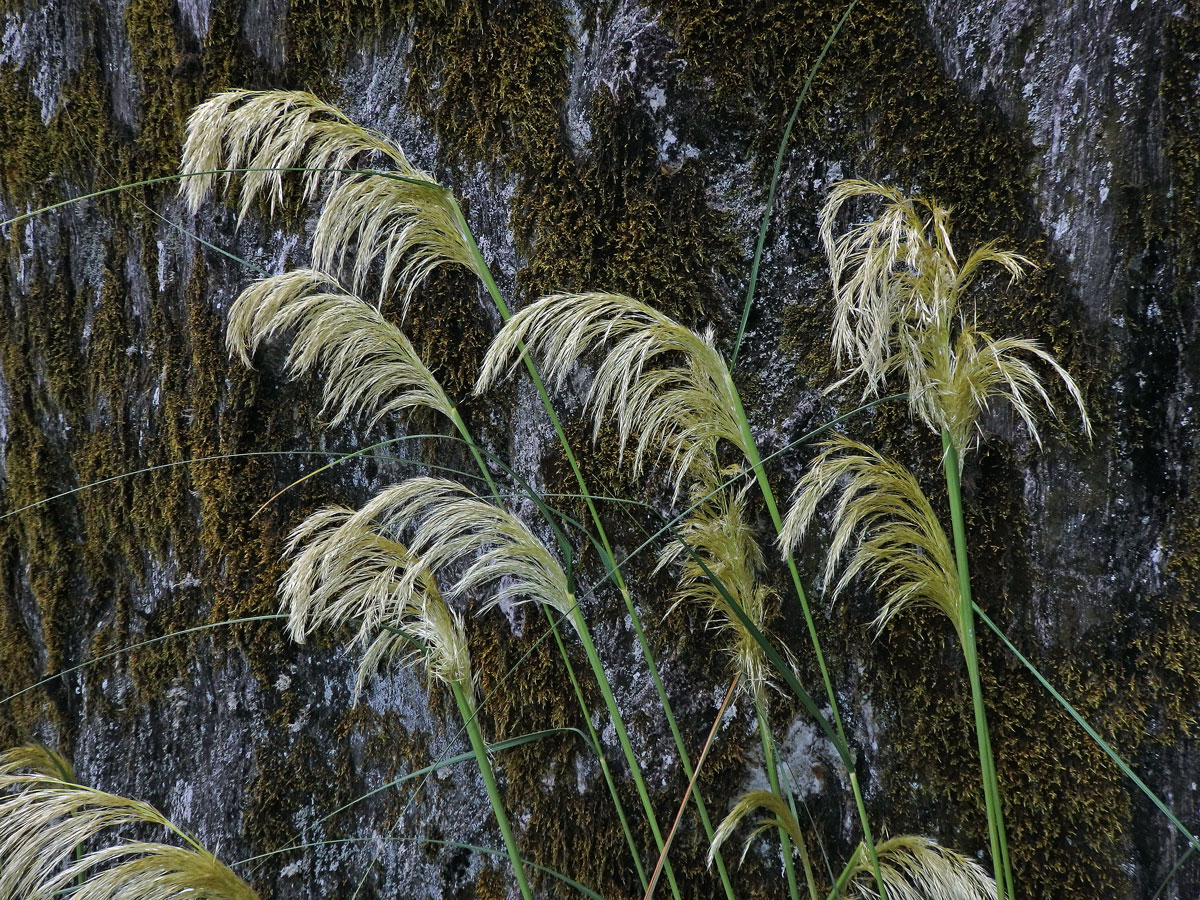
[0,771,257,900]
[281,504,471,699]
[819,179,1090,455]
[780,435,959,635]
[656,485,777,700]
[475,292,746,497]
[841,835,995,900]
[228,268,455,427]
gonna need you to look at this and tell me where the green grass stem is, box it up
[755,694,809,900]
[452,681,535,900]
[976,605,1200,858]
[569,603,682,899]
[726,377,888,898]
[455,196,728,900]
[942,431,1013,900]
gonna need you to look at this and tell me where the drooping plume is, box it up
[779,435,960,636]
[353,477,574,622]
[476,292,747,497]
[819,179,1090,455]
[0,755,258,900]
[281,505,472,700]
[227,268,455,428]
[181,89,483,310]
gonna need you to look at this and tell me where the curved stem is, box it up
[727,379,888,899]
[450,400,649,891]
[547,606,651,891]
[456,197,729,900]
[571,605,682,900]
[452,682,535,900]
[941,430,1013,900]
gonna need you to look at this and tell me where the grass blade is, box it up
[730,0,860,369]
[975,605,1200,855]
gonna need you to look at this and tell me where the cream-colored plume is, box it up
[707,789,808,868]
[656,485,775,700]
[709,791,995,900]
[779,435,960,636]
[0,767,257,900]
[281,504,472,699]
[181,89,482,310]
[842,835,997,900]
[310,172,484,313]
[351,477,574,622]
[820,179,1090,454]
[227,269,454,428]
[475,292,747,497]
[0,743,74,781]
[180,89,407,218]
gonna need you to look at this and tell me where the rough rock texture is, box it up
[0,1,1196,899]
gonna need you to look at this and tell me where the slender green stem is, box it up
[451,682,535,900]
[824,843,864,900]
[941,431,1012,900]
[451,397,650,890]
[548,606,651,891]
[730,0,860,369]
[571,605,682,900]
[456,197,733,900]
[726,378,888,899]
[755,694,807,900]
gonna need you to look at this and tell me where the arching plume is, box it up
[181,89,483,310]
[475,292,747,497]
[352,477,573,621]
[281,505,472,700]
[227,268,454,428]
[819,179,1090,454]
[779,435,960,635]
[0,767,257,900]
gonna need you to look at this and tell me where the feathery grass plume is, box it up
[180,89,407,219]
[779,435,959,636]
[280,504,471,699]
[656,485,777,701]
[310,171,484,313]
[842,836,996,900]
[0,770,257,900]
[182,90,481,311]
[475,292,748,497]
[707,790,807,867]
[819,178,1090,455]
[227,268,454,428]
[0,743,74,781]
[280,493,534,900]
[350,476,573,620]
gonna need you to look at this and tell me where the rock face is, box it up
[0,1,1196,899]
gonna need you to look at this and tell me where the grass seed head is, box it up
[820,179,1090,456]
[476,292,746,497]
[228,268,455,427]
[0,769,257,900]
[780,435,960,636]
